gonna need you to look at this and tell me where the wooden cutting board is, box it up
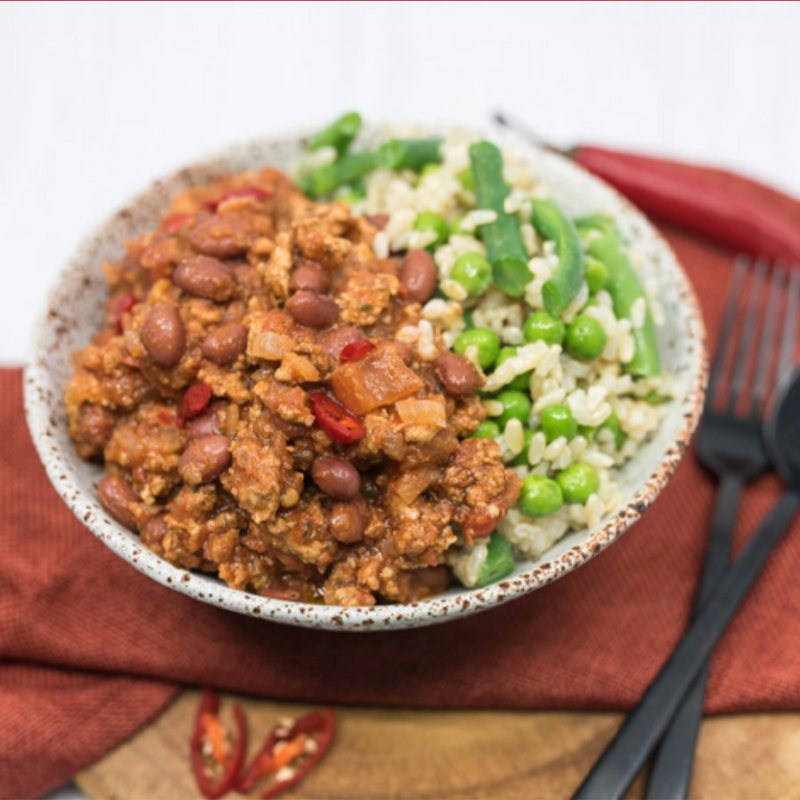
[76,690,800,800]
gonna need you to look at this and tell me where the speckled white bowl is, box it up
[24,125,706,631]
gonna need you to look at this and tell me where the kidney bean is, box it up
[188,404,221,439]
[329,500,365,544]
[320,326,362,359]
[367,214,389,230]
[312,455,361,500]
[201,322,247,365]
[178,435,232,485]
[173,256,235,302]
[80,404,115,446]
[289,263,331,294]
[434,352,481,397]
[189,215,250,258]
[386,340,414,365]
[141,304,185,367]
[400,249,437,303]
[140,514,169,555]
[97,474,139,530]
[286,291,339,329]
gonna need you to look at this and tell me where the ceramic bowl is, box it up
[24,125,706,631]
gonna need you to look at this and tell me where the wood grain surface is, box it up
[76,690,800,800]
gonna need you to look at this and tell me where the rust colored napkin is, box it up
[4,167,800,800]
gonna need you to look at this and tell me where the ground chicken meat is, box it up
[65,167,520,605]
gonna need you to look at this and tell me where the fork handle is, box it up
[645,473,745,799]
[571,489,800,800]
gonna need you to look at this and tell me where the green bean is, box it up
[302,151,379,198]
[574,213,617,238]
[579,215,661,377]
[529,199,585,318]
[308,111,362,156]
[378,138,443,171]
[468,142,530,297]
[475,532,515,587]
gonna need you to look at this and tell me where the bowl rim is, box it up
[24,125,707,631]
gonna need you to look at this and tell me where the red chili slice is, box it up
[311,392,365,445]
[114,293,137,334]
[161,212,190,234]
[339,339,376,363]
[206,186,271,211]
[177,383,212,428]
[190,689,248,800]
[236,708,336,798]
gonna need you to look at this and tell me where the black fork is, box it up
[642,257,799,798]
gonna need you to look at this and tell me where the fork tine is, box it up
[706,256,749,407]
[725,259,767,414]
[777,269,800,382]
[749,265,787,416]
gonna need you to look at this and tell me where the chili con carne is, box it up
[206,186,271,211]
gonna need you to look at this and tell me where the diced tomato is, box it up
[340,340,376,363]
[177,383,212,428]
[205,186,271,211]
[310,392,366,445]
[114,293,137,334]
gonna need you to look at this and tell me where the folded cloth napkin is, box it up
[4,164,800,800]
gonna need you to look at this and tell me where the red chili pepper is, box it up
[340,339,376,363]
[177,383,212,428]
[237,709,336,799]
[114,293,136,334]
[206,186,271,211]
[190,689,248,800]
[161,212,190,234]
[571,144,800,264]
[311,392,365,445]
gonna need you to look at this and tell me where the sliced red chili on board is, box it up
[114,293,137,334]
[177,383,212,428]
[339,339,376,363]
[236,708,336,799]
[161,212,190,234]
[310,393,366,445]
[190,689,248,800]
[206,186,271,211]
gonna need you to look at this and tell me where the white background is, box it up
[4,1,798,796]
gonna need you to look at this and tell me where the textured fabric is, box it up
[4,165,800,799]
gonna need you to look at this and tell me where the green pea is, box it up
[598,412,626,450]
[451,252,493,297]
[565,315,607,360]
[475,532,515,587]
[512,429,536,466]
[419,163,441,178]
[449,215,467,236]
[556,463,600,504]
[585,256,609,294]
[494,346,532,392]
[523,310,566,346]
[454,327,501,369]
[414,211,449,248]
[471,420,501,439]
[541,403,577,443]
[496,389,532,428]
[459,167,475,192]
[518,474,564,518]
